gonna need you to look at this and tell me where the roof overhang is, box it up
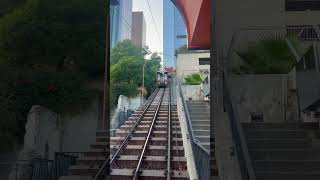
[171,0,210,50]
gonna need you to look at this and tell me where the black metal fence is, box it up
[5,152,85,180]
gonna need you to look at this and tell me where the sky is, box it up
[132,0,163,59]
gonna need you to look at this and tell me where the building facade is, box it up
[118,0,133,42]
[110,0,132,48]
[163,0,187,68]
[131,11,146,48]
[110,0,120,48]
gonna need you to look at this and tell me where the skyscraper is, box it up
[118,0,133,42]
[163,0,187,68]
[132,12,146,48]
[110,0,120,48]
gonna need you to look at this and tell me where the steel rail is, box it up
[132,88,166,179]
[93,88,160,180]
[167,86,172,179]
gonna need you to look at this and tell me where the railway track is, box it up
[60,85,190,180]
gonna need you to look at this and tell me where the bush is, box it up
[184,73,203,85]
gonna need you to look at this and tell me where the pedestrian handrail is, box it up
[222,72,256,180]
[178,81,210,180]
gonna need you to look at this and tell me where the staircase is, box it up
[242,122,320,180]
[186,100,210,151]
[186,100,219,179]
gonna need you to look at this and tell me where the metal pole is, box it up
[141,61,146,106]
[102,6,110,131]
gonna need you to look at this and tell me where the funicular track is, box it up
[60,84,190,180]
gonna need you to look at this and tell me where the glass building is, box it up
[163,0,187,68]
[118,0,133,42]
[110,0,132,48]
[110,0,120,48]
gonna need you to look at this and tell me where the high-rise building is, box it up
[110,0,132,48]
[163,0,187,68]
[118,0,133,42]
[132,11,146,48]
[110,0,120,48]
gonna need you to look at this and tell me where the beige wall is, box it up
[176,52,210,79]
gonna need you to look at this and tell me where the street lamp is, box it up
[141,60,146,106]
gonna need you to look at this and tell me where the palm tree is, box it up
[234,33,309,74]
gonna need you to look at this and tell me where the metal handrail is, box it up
[178,80,210,180]
[222,72,256,180]
[167,86,172,180]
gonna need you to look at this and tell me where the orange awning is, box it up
[171,0,210,50]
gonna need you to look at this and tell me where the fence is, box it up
[5,152,85,180]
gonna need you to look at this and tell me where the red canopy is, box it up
[171,0,210,50]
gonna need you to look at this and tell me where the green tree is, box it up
[110,41,160,108]
[0,0,106,151]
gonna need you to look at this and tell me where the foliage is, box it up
[0,0,26,17]
[175,44,191,57]
[184,73,203,85]
[0,0,106,151]
[235,33,308,74]
[110,40,161,108]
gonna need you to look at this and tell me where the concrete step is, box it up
[187,107,209,111]
[255,171,320,180]
[116,130,182,138]
[247,139,310,149]
[191,120,210,125]
[249,148,320,160]
[193,130,210,136]
[192,124,210,130]
[244,129,307,139]
[125,120,180,125]
[74,155,187,171]
[109,145,185,156]
[110,155,187,170]
[242,122,319,130]
[110,137,183,146]
[68,167,189,179]
[189,112,209,116]
[110,169,189,179]
[254,160,320,171]
[189,114,210,120]
[120,124,180,131]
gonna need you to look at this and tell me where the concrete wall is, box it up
[176,52,210,79]
[297,71,320,110]
[129,96,142,111]
[23,106,61,160]
[20,97,102,160]
[229,75,288,123]
[61,98,100,153]
[181,85,203,101]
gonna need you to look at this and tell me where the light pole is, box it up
[141,60,146,106]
